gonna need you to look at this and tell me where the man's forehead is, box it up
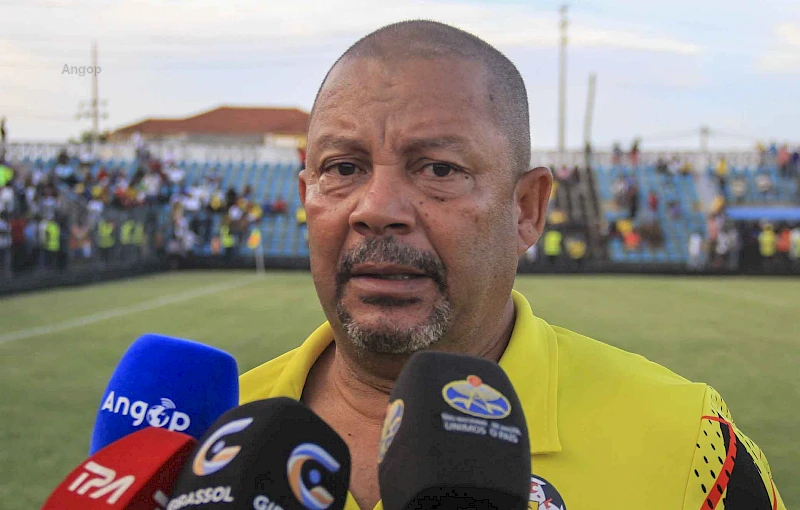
[310,131,476,157]
[310,58,495,140]
[312,56,489,118]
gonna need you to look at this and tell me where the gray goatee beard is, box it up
[336,298,453,355]
[334,236,453,355]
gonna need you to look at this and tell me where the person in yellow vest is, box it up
[543,228,562,267]
[44,217,60,269]
[0,163,13,187]
[120,218,136,261]
[239,21,785,510]
[219,219,235,260]
[96,218,116,264]
[132,221,145,250]
[248,203,263,225]
[715,155,728,195]
[565,234,587,270]
[758,223,777,273]
[296,207,307,225]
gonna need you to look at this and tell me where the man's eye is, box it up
[427,163,457,177]
[329,163,357,176]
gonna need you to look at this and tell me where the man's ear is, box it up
[514,166,552,255]
[298,168,308,206]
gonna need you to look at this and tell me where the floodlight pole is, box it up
[583,73,597,166]
[558,5,568,160]
[91,41,99,154]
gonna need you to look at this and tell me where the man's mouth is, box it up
[350,263,431,281]
[344,263,438,298]
[353,273,428,281]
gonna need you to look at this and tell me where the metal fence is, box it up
[1,200,170,281]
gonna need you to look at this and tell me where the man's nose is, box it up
[350,167,415,237]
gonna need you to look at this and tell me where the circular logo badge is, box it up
[378,399,404,463]
[442,375,511,419]
[529,475,567,510]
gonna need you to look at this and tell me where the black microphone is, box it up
[378,351,531,510]
[167,397,352,510]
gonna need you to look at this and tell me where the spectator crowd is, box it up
[0,145,295,277]
[2,139,798,279]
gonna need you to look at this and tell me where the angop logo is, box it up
[442,375,511,419]
[67,461,136,504]
[377,399,404,463]
[100,392,191,432]
[192,417,253,476]
[286,443,341,510]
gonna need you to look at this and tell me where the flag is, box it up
[246,229,262,250]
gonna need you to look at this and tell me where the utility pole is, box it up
[582,73,597,157]
[91,41,98,151]
[76,41,107,154]
[558,5,568,158]
[699,125,710,155]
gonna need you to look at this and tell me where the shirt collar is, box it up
[499,290,562,454]
[266,289,561,455]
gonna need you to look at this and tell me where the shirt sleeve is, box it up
[682,385,785,510]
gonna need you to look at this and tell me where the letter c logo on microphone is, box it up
[286,443,340,510]
[192,417,253,476]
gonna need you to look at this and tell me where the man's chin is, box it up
[344,324,442,355]
[336,301,452,355]
[336,290,453,354]
[346,301,430,323]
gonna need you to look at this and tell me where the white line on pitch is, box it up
[0,276,255,346]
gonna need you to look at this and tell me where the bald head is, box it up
[310,20,531,177]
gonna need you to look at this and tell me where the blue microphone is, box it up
[89,333,239,455]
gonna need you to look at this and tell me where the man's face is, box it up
[301,56,525,355]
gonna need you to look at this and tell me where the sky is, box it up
[1,0,798,151]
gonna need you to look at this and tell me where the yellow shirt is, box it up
[240,291,785,510]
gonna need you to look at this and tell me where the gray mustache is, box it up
[335,237,448,297]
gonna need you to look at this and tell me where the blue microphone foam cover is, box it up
[89,333,239,454]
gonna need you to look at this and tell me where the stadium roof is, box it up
[726,207,800,222]
[111,106,309,137]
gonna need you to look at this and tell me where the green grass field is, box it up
[1,271,797,508]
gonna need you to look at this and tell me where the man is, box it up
[0,211,11,277]
[790,222,800,271]
[759,223,777,273]
[687,230,704,271]
[0,116,6,162]
[715,155,728,195]
[240,21,785,510]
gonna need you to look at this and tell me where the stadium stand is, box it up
[595,163,706,264]
[1,142,798,279]
[707,161,799,206]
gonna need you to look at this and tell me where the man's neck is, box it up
[328,345,395,423]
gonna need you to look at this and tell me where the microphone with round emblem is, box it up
[377,351,531,510]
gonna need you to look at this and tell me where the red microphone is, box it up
[42,427,197,509]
